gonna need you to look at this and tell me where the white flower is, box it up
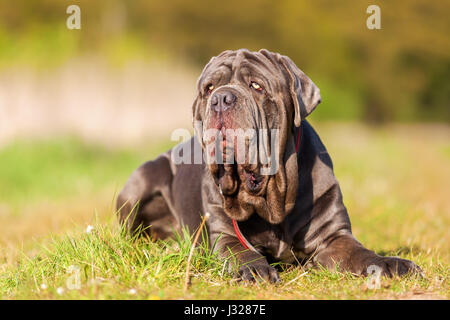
[56,287,65,295]
[86,225,94,234]
[128,288,137,295]
[40,283,48,290]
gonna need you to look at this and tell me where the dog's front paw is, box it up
[237,263,280,283]
[363,256,423,278]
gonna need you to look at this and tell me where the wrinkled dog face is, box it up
[192,49,321,223]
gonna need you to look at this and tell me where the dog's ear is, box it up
[192,66,209,125]
[192,93,203,126]
[278,55,321,127]
[192,56,217,143]
[192,95,204,144]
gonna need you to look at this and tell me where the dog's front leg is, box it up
[209,231,280,283]
[313,233,423,277]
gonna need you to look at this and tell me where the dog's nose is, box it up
[210,91,236,112]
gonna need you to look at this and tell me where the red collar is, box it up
[232,125,302,250]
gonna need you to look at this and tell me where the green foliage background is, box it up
[0,0,449,122]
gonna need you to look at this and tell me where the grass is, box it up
[0,123,449,299]
[0,136,175,208]
[1,220,446,300]
[0,222,228,300]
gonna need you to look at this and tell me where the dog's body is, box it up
[117,49,420,281]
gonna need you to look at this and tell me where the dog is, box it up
[117,49,421,282]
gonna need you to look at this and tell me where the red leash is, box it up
[232,219,250,250]
[232,126,302,250]
[294,125,302,153]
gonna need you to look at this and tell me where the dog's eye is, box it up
[250,81,263,92]
[205,84,214,95]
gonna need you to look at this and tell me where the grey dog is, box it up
[117,49,421,282]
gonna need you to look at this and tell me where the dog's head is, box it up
[192,49,321,224]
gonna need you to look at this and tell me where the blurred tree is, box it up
[0,0,448,122]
